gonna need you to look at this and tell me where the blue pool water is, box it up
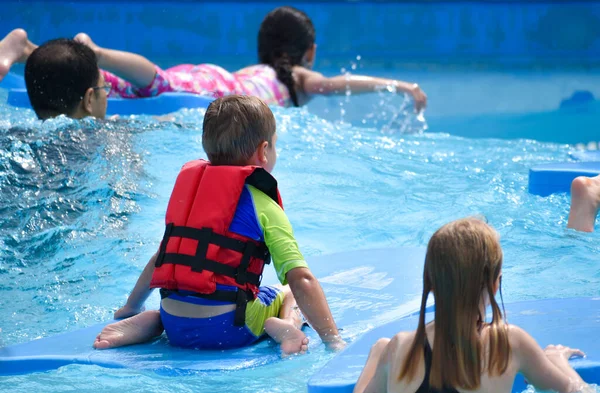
[1,68,600,392]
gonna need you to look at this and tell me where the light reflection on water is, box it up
[0,89,598,392]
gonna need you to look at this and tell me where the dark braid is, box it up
[258,6,315,107]
[272,54,299,107]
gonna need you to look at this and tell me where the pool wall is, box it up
[2,1,600,69]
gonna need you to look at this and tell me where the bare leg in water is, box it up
[94,286,309,353]
[567,175,600,232]
[74,33,156,88]
[264,286,309,355]
[94,310,164,349]
[0,29,37,82]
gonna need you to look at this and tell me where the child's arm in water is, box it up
[286,267,345,350]
[294,66,427,112]
[513,325,589,393]
[114,252,158,319]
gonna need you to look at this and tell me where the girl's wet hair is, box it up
[258,6,315,107]
[398,218,510,390]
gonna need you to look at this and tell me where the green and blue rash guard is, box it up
[229,184,308,284]
[174,184,308,298]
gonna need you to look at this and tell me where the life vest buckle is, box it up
[235,241,256,285]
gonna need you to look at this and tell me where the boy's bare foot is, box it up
[74,33,102,60]
[0,29,36,83]
[93,310,164,349]
[567,175,600,232]
[264,317,309,355]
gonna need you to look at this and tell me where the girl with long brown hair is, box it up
[355,218,589,393]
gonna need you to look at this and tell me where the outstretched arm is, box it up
[286,267,345,349]
[114,251,158,319]
[514,326,588,393]
[296,67,427,112]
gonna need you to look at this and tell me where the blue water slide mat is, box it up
[426,100,600,145]
[0,247,427,376]
[308,297,600,393]
[529,162,600,197]
[2,73,214,116]
[570,150,600,162]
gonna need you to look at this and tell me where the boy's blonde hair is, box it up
[202,95,276,166]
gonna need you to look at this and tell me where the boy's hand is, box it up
[114,304,145,319]
[327,339,347,352]
[323,335,347,352]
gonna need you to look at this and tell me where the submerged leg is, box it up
[567,175,600,232]
[93,310,164,349]
[264,286,309,355]
[74,33,156,88]
[0,29,37,82]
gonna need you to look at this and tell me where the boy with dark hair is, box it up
[93,95,345,354]
[0,30,109,120]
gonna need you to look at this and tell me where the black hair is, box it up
[25,39,100,119]
[258,6,315,107]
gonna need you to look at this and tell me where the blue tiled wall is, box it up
[2,1,600,68]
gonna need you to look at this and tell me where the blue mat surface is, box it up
[0,247,426,376]
[0,73,25,90]
[6,88,213,116]
[2,73,213,116]
[570,150,600,162]
[308,297,600,393]
[426,100,600,145]
[529,162,600,196]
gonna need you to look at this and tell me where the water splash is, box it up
[0,94,598,393]
[332,56,427,133]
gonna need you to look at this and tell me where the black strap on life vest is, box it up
[155,167,279,326]
[155,224,271,287]
[159,288,253,327]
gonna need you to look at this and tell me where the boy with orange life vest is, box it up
[93,95,345,354]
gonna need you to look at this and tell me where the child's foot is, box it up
[567,176,600,232]
[93,310,163,349]
[0,29,35,83]
[74,33,102,60]
[264,317,309,355]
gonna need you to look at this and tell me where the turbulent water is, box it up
[0,85,599,392]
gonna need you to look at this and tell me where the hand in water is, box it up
[324,335,347,352]
[114,304,145,319]
[545,344,585,360]
[409,84,427,113]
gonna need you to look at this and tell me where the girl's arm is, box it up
[114,251,158,319]
[354,337,392,393]
[296,67,427,112]
[513,326,587,393]
[355,332,415,393]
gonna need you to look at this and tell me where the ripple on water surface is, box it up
[0,99,598,392]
